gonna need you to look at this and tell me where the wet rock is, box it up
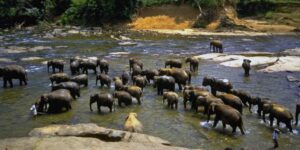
[21,57,44,62]
[259,56,300,72]
[280,48,300,56]
[233,51,274,57]
[52,28,64,36]
[43,33,55,39]
[0,58,15,63]
[118,41,137,46]
[68,30,80,34]
[55,46,68,49]
[30,46,52,52]
[4,46,28,53]
[286,75,300,82]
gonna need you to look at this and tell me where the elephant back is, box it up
[3,65,26,78]
[48,89,73,102]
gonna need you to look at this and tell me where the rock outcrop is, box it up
[0,123,199,150]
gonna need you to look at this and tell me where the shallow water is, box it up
[0,29,300,149]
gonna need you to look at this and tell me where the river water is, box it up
[0,28,300,149]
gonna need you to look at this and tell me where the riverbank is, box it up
[0,123,200,150]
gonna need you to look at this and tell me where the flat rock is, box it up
[221,56,278,67]
[0,58,15,63]
[118,41,137,46]
[21,57,44,62]
[287,75,300,82]
[0,136,194,150]
[259,56,300,72]
[281,48,300,56]
[30,46,52,52]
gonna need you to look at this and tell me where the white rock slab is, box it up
[259,56,300,72]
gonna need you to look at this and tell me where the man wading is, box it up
[272,129,280,149]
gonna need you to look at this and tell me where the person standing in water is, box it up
[30,102,38,118]
[272,128,280,149]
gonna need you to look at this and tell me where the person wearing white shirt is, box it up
[272,128,280,149]
[30,103,38,117]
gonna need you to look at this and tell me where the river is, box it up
[0,28,300,149]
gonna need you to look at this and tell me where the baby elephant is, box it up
[162,92,179,109]
[242,59,251,76]
[124,112,143,132]
[133,75,148,91]
[96,74,111,88]
[90,93,114,113]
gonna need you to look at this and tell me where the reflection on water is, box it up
[0,29,300,149]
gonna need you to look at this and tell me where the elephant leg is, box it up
[263,112,266,123]
[222,121,226,129]
[269,114,274,127]
[232,126,237,133]
[277,120,280,127]
[211,88,217,96]
[204,105,208,115]
[183,99,187,109]
[52,67,55,73]
[239,125,245,135]
[19,79,22,85]
[9,79,13,88]
[249,104,252,113]
[137,97,141,105]
[178,83,182,91]
[94,68,97,74]
[110,106,112,112]
[175,102,178,109]
[286,121,293,132]
[296,110,299,125]
[3,78,7,88]
[213,116,220,128]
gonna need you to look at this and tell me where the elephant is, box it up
[165,59,182,68]
[113,77,124,91]
[70,59,81,75]
[257,97,273,118]
[124,85,143,105]
[162,92,179,109]
[129,58,143,73]
[295,103,300,125]
[79,58,98,74]
[121,71,130,85]
[216,93,243,114]
[207,103,245,134]
[98,59,109,74]
[185,57,199,72]
[49,73,70,85]
[133,75,148,91]
[47,59,64,73]
[263,103,293,132]
[96,74,111,88]
[52,81,80,99]
[90,93,114,113]
[202,76,233,96]
[230,89,260,113]
[124,112,143,132]
[159,68,191,90]
[153,75,176,95]
[70,74,88,87]
[210,40,223,53]
[113,91,133,106]
[0,65,27,88]
[242,59,251,76]
[194,95,224,114]
[141,69,159,83]
[131,64,142,80]
[37,89,72,113]
[185,89,211,110]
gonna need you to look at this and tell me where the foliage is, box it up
[61,0,140,26]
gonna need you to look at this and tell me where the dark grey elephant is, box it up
[133,75,148,91]
[96,74,111,88]
[47,59,64,73]
[159,68,191,90]
[263,103,293,132]
[79,58,98,74]
[98,59,109,74]
[230,89,259,113]
[295,103,300,126]
[70,59,81,75]
[207,103,245,134]
[113,77,124,91]
[124,85,143,105]
[37,89,72,113]
[165,59,182,68]
[113,91,133,106]
[194,95,224,114]
[70,74,88,87]
[129,58,143,73]
[242,59,251,76]
[131,64,142,80]
[202,76,233,96]
[90,93,114,113]
[185,57,199,72]
[121,71,130,85]
[153,75,176,95]
[141,69,159,83]
[52,81,80,99]
[49,73,70,85]
[185,88,211,110]
[0,65,27,88]
[210,40,223,53]
[216,93,243,114]
[257,97,273,117]
[162,92,179,109]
